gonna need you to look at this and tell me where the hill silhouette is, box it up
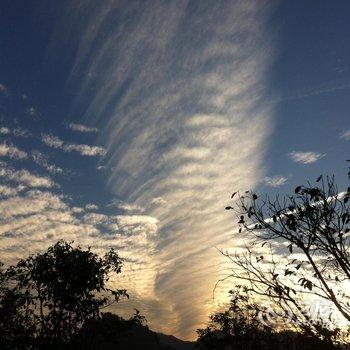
[114,323,194,350]
[70,311,194,350]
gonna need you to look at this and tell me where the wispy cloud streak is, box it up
[289,151,325,164]
[0,126,31,138]
[67,123,99,133]
[340,130,350,141]
[55,0,275,339]
[263,176,288,187]
[41,133,106,156]
[0,143,28,160]
[0,162,55,188]
[31,150,63,175]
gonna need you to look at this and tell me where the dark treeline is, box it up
[0,241,145,349]
[1,166,350,349]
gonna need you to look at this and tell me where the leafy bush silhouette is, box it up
[0,241,131,349]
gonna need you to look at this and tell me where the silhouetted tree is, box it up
[0,262,36,349]
[70,311,147,349]
[196,288,273,350]
[196,288,341,350]
[224,165,350,347]
[0,241,129,349]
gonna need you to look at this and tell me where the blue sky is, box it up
[267,0,350,190]
[0,0,349,340]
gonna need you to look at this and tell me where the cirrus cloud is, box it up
[61,0,277,339]
[41,133,106,156]
[31,150,63,175]
[67,123,99,133]
[289,151,325,164]
[340,130,350,141]
[0,162,55,188]
[0,143,28,160]
[263,175,288,187]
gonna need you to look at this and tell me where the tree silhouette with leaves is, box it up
[196,288,273,350]
[196,287,336,350]
[70,311,147,349]
[224,164,350,347]
[0,241,129,349]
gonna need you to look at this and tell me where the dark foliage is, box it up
[196,288,340,350]
[196,288,273,350]
[222,165,350,348]
[0,241,193,350]
[69,311,146,349]
[69,311,193,350]
[0,241,130,349]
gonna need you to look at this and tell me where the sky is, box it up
[0,0,349,340]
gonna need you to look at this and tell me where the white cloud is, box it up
[340,130,350,141]
[31,150,63,175]
[107,199,144,212]
[41,134,64,148]
[0,83,8,94]
[72,206,84,214]
[150,197,167,206]
[0,187,159,309]
[0,163,55,188]
[116,215,158,231]
[41,133,106,157]
[82,212,108,225]
[67,123,99,133]
[64,143,106,156]
[289,151,325,164]
[13,127,31,138]
[85,203,99,210]
[49,0,276,339]
[0,143,28,160]
[0,190,67,220]
[0,126,30,138]
[0,127,10,135]
[0,184,25,197]
[263,176,288,188]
